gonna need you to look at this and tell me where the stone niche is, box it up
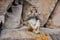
[23,0,58,26]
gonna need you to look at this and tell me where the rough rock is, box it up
[50,33,60,40]
[0,0,13,15]
[46,1,60,28]
[41,28,60,40]
[0,29,36,40]
[23,0,58,26]
[0,29,51,40]
[4,5,22,29]
[0,15,4,24]
[0,0,13,24]
[23,1,32,20]
[41,28,60,34]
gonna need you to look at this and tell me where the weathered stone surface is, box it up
[46,1,60,28]
[23,1,32,20]
[0,0,13,15]
[0,15,4,24]
[24,0,57,26]
[0,29,51,40]
[41,28,60,40]
[0,0,13,25]
[41,28,60,34]
[50,33,60,40]
[0,29,35,39]
[4,5,22,29]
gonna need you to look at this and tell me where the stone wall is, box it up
[46,1,60,28]
[0,0,60,40]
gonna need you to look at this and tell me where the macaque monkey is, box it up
[23,7,41,34]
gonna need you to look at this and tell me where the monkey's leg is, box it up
[23,21,34,32]
[34,20,40,34]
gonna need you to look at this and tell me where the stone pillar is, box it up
[4,0,23,29]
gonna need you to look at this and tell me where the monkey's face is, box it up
[30,7,37,14]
